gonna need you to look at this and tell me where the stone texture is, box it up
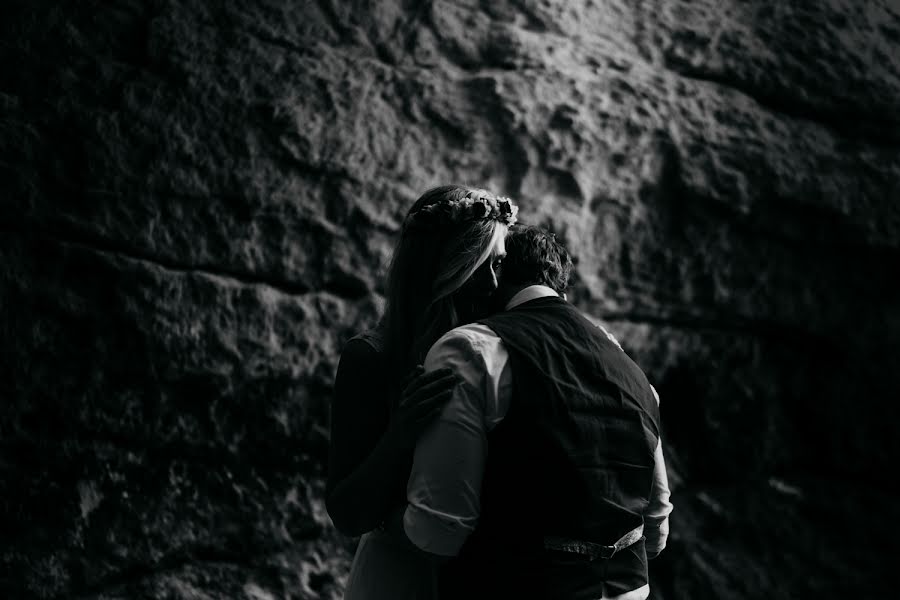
[2,0,899,598]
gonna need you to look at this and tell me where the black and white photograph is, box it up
[1,1,898,598]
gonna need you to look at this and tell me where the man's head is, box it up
[494,224,573,309]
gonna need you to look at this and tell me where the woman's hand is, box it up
[327,345,458,537]
[387,365,459,451]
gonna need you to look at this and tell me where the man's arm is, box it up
[645,384,673,558]
[402,326,508,557]
[644,438,673,558]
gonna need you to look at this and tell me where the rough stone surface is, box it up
[2,0,899,598]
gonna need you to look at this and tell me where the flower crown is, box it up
[406,189,519,230]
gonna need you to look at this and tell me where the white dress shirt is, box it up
[403,285,673,600]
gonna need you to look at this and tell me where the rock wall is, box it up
[2,0,899,598]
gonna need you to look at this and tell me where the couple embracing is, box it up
[327,185,672,600]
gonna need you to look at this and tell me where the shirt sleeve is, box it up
[403,325,509,556]
[644,386,673,557]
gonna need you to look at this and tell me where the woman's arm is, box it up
[327,338,401,536]
[326,338,457,537]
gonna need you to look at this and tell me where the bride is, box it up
[327,185,518,599]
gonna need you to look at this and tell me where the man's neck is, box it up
[504,284,560,310]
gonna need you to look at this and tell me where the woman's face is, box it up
[455,235,506,322]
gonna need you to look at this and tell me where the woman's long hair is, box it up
[380,185,508,404]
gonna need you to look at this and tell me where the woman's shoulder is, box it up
[338,327,388,384]
[343,324,387,360]
[350,326,385,350]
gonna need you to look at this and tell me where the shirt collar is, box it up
[504,284,560,310]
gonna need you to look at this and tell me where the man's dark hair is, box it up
[502,224,573,293]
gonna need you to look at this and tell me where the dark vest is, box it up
[439,297,661,599]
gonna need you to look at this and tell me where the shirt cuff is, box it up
[403,503,476,557]
[643,516,669,557]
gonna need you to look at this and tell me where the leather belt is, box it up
[544,524,644,560]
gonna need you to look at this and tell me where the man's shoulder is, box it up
[425,323,501,369]
[487,298,625,350]
[437,322,501,348]
[576,312,624,350]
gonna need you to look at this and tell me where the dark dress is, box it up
[329,329,438,599]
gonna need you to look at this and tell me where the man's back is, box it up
[441,295,663,599]
[403,223,674,598]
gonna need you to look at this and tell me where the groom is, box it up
[402,225,673,599]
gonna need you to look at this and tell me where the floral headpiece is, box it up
[406,188,519,230]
